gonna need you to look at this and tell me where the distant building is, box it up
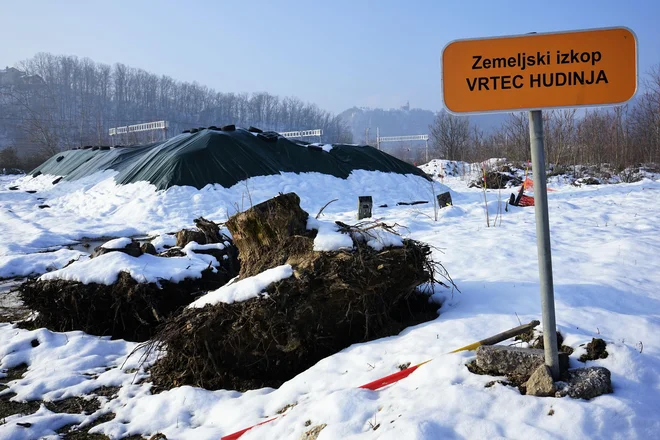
[0,67,44,86]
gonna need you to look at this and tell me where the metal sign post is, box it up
[528,109,559,379]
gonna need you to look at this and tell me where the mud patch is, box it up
[45,396,100,414]
[579,338,608,362]
[0,279,30,323]
[57,412,116,440]
[0,392,40,421]
[1,363,28,382]
[90,386,120,399]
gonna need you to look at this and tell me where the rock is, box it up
[176,229,207,247]
[175,218,226,247]
[193,217,225,243]
[526,365,556,397]
[158,248,186,258]
[560,367,613,400]
[141,242,157,255]
[475,346,569,381]
[299,424,327,440]
[92,240,142,258]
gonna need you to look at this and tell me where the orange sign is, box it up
[442,28,637,113]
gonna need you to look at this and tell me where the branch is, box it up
[315,198,338,219]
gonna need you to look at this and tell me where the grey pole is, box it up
[528,109,560,380]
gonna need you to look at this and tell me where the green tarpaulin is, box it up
[32,128,429,190]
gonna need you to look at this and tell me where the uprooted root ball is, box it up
[149,238,442,391]
[19,268,236,342]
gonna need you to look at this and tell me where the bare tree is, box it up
[1,52,353,158]
[429,111,470,160]
[500,112,529,161]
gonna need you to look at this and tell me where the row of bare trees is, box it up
[429,65,660,170]
[0,53,352,160]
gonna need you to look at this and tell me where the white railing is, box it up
[375,133,430,162]
[109,120,168,136]
[279,129,323,138]
[377,134,429,143]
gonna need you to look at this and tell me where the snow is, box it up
[306,143,334,152]
[306,217,403,252]
[0,249,88,279]
[0,170,438,259]
[307,217,354,251]
[39,251,217,286]
[1,162,660,439]
[99,237,132,249]
[182,241,227,252]
[151,233,177,252]
[362,228,404,251]
[189,264,294,307]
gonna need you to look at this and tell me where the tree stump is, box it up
[226,192,309,278]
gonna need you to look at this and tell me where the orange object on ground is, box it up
[518,195,535,207]
[358,360,432,390]
[220,360,432,439]
[221,416,281,440]
[523,177,556,192]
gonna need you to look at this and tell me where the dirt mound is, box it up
[579,338,609,362]
[19,269,233,341]
[19,219,240,342]
[469,171,522,189]
[148,193,450,391]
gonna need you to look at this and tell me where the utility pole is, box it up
[529,109,560,380]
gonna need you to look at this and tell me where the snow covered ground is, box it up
[1,165,660,439]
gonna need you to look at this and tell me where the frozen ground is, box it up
[1,165,659,439]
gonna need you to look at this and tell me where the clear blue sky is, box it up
[1,0,658,114]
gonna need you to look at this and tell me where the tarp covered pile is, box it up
[31,127,429,189]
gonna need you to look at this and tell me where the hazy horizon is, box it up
[1,0,659,114]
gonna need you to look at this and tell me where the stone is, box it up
[175,229,207,247]
[475,345,569,381]
[92,240,142,258]
[561,367,613,400]
[158,248,186,258]
[299,424,327,440]
[526,365,556,397]
[141,242,157,255]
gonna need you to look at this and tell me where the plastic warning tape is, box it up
[220,360,432,439]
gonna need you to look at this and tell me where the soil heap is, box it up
[149,192,446,391]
